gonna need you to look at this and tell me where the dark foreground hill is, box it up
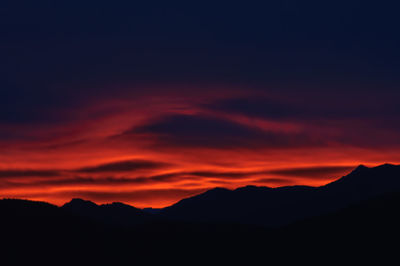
[1,164,400,264]
[2,193,400,265]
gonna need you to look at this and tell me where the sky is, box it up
[1,1,400,208]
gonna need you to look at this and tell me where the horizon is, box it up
[1,1,400,208]
[2,163,398,209]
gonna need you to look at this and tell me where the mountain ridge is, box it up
[2,163,400,228]
[160,163,400,226]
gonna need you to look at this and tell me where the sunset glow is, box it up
[1,90,399,208]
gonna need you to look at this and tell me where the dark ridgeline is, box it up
[1,164,400,264]
[161,164,400,226]
[62,198,154,226]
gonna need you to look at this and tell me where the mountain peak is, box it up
[351,163,398,174]
[375,163,396,169]
[63,198,98,209]
[352,164,369,173]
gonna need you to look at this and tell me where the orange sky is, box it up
[1,91,400,208]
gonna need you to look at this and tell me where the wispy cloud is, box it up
[267,166,355,178]
[75,159,170,173]
[0,170,61,178]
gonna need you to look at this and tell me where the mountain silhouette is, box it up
[3,164,399,229]
[161,164,400,226]
[2,190,400,264]
[62,198,154,226]
[2,164,400,264]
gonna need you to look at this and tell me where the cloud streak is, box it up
[267,166,355,179]
[76,160,170,173]
[0,170,61,178]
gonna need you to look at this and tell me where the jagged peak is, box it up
[63,198,98,208]
[352,164,369,173]
[352,163,398,173]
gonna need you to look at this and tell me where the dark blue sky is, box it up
[2,1,400,104]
